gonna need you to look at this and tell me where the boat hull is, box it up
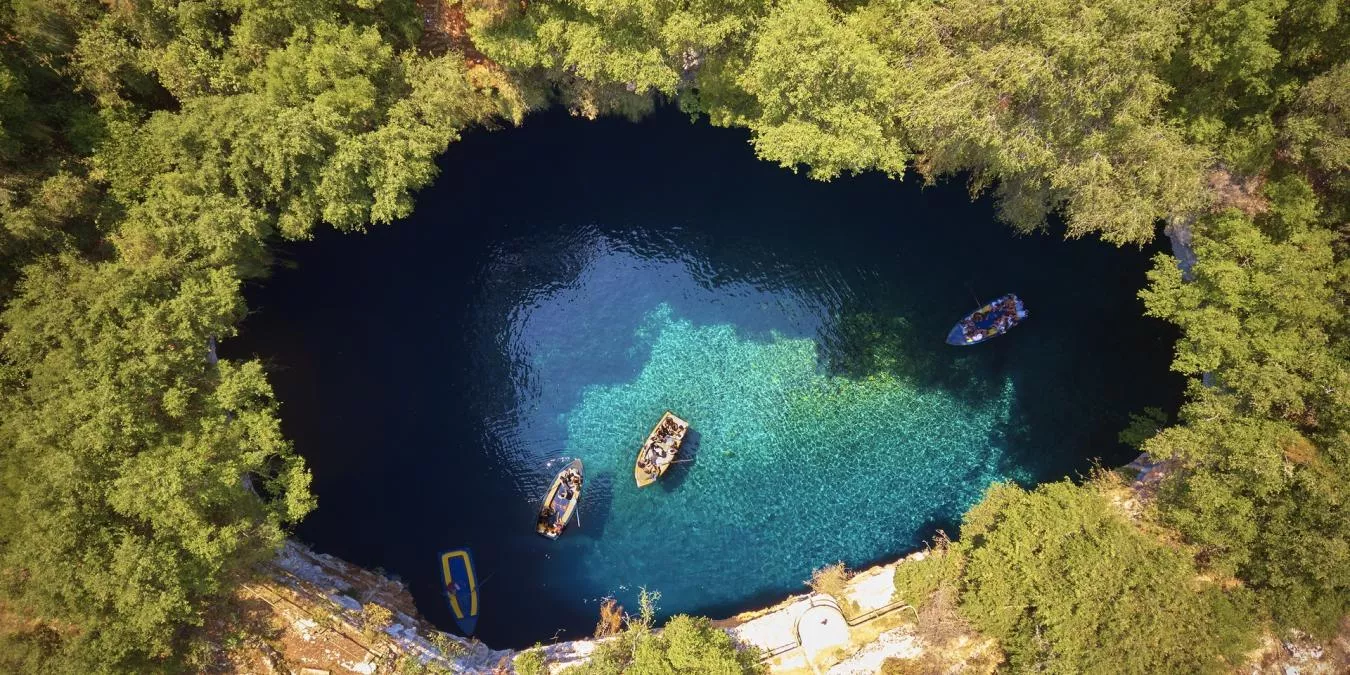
[946,294,1028,346]
[536,459,583,539]
[634,411,689,487]
[439,548,478,635]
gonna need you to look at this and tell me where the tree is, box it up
[474,0,1212,243]
[570,590,764,675]
[1141,207,1344,422]
[1140,192,1350,635]
[733,0,909,180]
[1132,0,1350,638]
[0,254,313,670]
[0,1,104,299]
[957,481,1257,674]
[0,1,513,669]
[1281,62,1350,218]
[465,0,767,98]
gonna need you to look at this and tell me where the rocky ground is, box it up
[209,541,510,674]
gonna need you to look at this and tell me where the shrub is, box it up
[809,562,850,598]
[892,533,963,609]
[570,590,764,674]
[512,646,547,675]
[892,534,977,659]
[957,481,1258,674]
[428,631,468,657]
[361,604,394,641]
[809,563,861,618]
[879,657,922,674]
[594,597,623,638]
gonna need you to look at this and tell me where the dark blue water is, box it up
[227,108,1182,648]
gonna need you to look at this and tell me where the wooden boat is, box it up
[535,459,583,539]
[439,548,479,635]
[633,411,690,487]
[946,293,1028,346]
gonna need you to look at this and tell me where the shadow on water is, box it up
[818,310,991,407]
[576,471,616,541]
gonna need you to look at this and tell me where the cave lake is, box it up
[226,107,1183,647]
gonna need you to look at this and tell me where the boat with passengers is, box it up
[946,294,1028,346]
[634,411,689,487]
[536,459,583,539]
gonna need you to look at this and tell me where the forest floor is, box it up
[416,0,491,65]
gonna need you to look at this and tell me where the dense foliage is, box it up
[0,0,1346,670]
[0,0,516,670]
[957,481,1256,673]
[469,0,1211,244]
[1140,196,1350,634]
[570,592,765,675]
[1137,12,1350,633]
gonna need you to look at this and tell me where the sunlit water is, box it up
[228,108,1182,646]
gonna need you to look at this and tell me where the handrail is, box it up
[753,596,918,663]
[846,599,916,626]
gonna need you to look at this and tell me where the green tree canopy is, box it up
[474,0,1212,243]
[572,598,764,675]
[1140,187,1350,635]
[958,481,1257,674]
[1141,206,1344,422]
[0,253,313,670]
[0,0,516,669]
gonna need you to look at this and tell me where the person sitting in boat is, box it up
[994,312,1011,332]
[961,318,980,342]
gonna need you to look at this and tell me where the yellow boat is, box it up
[535,459,583,539]
[633,411,689,487]
[438,549,478,635]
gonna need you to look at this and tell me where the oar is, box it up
[965,281,983,308]
[575,501,582,528]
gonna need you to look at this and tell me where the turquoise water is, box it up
[562,305,1020,597]
[229,108,1182,645]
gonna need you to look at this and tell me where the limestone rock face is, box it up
[244,541,511,674]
